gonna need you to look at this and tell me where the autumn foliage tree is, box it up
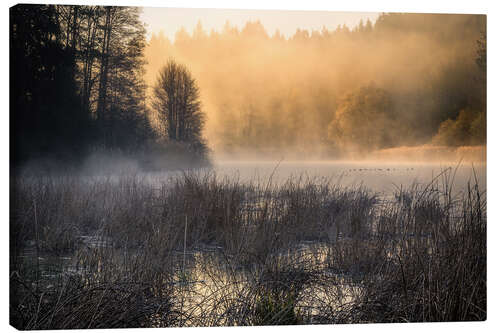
[328,84,403,153]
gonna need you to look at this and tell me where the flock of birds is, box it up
[344,167,415,173]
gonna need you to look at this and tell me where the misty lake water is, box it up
[210,160,486,196]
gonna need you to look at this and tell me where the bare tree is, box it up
[152,60,206,147]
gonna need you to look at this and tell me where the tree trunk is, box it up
[96,6,112,141]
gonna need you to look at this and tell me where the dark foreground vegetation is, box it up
[10,169,486,329]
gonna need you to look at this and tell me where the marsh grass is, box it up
[10,167,486,328]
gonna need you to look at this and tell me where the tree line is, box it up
[10,4,208,170]
[11,6,486,165]
[145,13,486,157]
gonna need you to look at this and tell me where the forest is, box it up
[145,13,486,159]
[11,5,486,171]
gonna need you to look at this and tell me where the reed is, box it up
[10,167,486,328]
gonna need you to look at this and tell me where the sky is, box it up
[140,7,380,40]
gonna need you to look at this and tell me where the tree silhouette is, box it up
[10,4,90,166]
[11,4,157,169]
[152,61,206,150]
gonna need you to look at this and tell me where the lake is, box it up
[211,160,486,196]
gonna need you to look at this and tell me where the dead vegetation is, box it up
[10,167,486,328]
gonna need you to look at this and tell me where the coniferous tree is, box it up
[11,4,156,168]
[10,4,90,166]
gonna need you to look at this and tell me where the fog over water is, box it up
[212,160,486,195]
[123,157,486,198]
[60,144,486,197]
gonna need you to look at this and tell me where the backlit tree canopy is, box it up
[328,85,403,152]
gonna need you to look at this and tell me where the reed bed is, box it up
[10,167,486,328]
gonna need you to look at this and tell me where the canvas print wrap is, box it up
[10,4,486,329]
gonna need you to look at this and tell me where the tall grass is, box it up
[10,167,486,328]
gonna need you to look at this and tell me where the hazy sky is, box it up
[140,7,380,40]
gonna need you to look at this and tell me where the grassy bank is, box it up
[10,168,486,328]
